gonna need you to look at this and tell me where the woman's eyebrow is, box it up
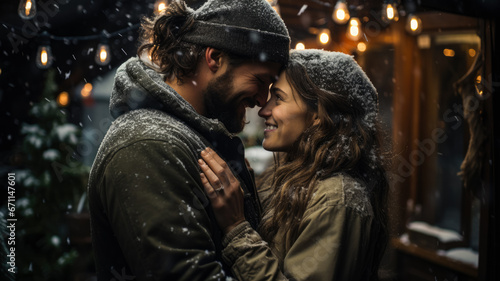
[270,86,287,97]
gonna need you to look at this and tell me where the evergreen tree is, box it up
[15,70,90,280]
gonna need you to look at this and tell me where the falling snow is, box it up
[298,5,308,16]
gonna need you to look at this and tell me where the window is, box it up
[356,11,486,280]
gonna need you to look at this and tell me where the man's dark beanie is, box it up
[182,0,290,65]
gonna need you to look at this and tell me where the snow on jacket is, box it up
[222,173,382,281]
[88,57,261,280]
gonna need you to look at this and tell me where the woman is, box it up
[198,49,389,280]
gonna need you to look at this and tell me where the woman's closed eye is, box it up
[275,93,283,102]
[269,90,284,104]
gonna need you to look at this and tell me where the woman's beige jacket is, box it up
[222,173,382,281]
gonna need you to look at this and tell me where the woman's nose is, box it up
[258,102,272,118]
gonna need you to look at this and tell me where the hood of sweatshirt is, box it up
[110,56,234,139]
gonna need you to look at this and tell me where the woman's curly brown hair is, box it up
[259,59,390,280]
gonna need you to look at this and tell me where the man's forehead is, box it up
[242,61,281,80]
[239,60,281,71]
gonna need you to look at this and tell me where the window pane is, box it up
[426,33,480,241]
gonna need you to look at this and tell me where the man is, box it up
[87,0,290,280]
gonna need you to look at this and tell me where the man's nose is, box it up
[254,90,268,107]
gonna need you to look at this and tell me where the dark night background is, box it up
[0,0,209,166]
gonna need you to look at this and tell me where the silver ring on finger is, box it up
[215,185,224,192]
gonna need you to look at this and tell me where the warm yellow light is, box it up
[357,42,367,52]
[155,1,168,13]
[347,17,362,41]
[81,83,93,97]
[469,49,476,57]
[443,48,455,57]
[99,48,107,63]
[410,18,419,31]
[382,3,399,23]
[387,4,394,20]
[40,49,48,65]
[36,45,52,69]
[158,3,166,13]
[476,75,481,84]
[332,0,350,24]
[295,42,305,50]
[95,43,111,66]
[406,14,422,35]
[336,9,346,21]
[319,32,330,44]
[350,25,359,37]
[25,0,32,16]
[84,83,92,91]
[57,91,69,107]
[18,0,37,20]
[350,19,359,36]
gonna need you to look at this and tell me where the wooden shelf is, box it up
[391,238,478,279]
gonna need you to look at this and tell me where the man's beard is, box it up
[203,70,247,134]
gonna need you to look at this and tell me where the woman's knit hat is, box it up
[182,0,290,65]
[289,49,378,116]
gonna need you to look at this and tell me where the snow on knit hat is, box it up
[182,0,290,65]
[289,49,378,116]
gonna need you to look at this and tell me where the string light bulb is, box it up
[406,14,422,35]
[57,91,70,107]
[37,46,52,68]
[443,48,455,57]
[154,0,169,14]
[382,2,399,23]
[357,42,367,52]
[18,0,37,20]
[318,29,330,45]
[332,0,350,24]
[295,42,305,50]
[81,83,93,98]
[36,32,53,69]
[95,35,111,66]
[346,17,362,41]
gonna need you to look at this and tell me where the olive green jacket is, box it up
[88,57,261,280]
[222,173,382,281]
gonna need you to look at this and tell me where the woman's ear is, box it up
[311,112,320,126]
[312,113,320,126]
[205,47,224,73]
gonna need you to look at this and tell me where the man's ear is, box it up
[205,47,224,73]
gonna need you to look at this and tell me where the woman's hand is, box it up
[198,147,246,234]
